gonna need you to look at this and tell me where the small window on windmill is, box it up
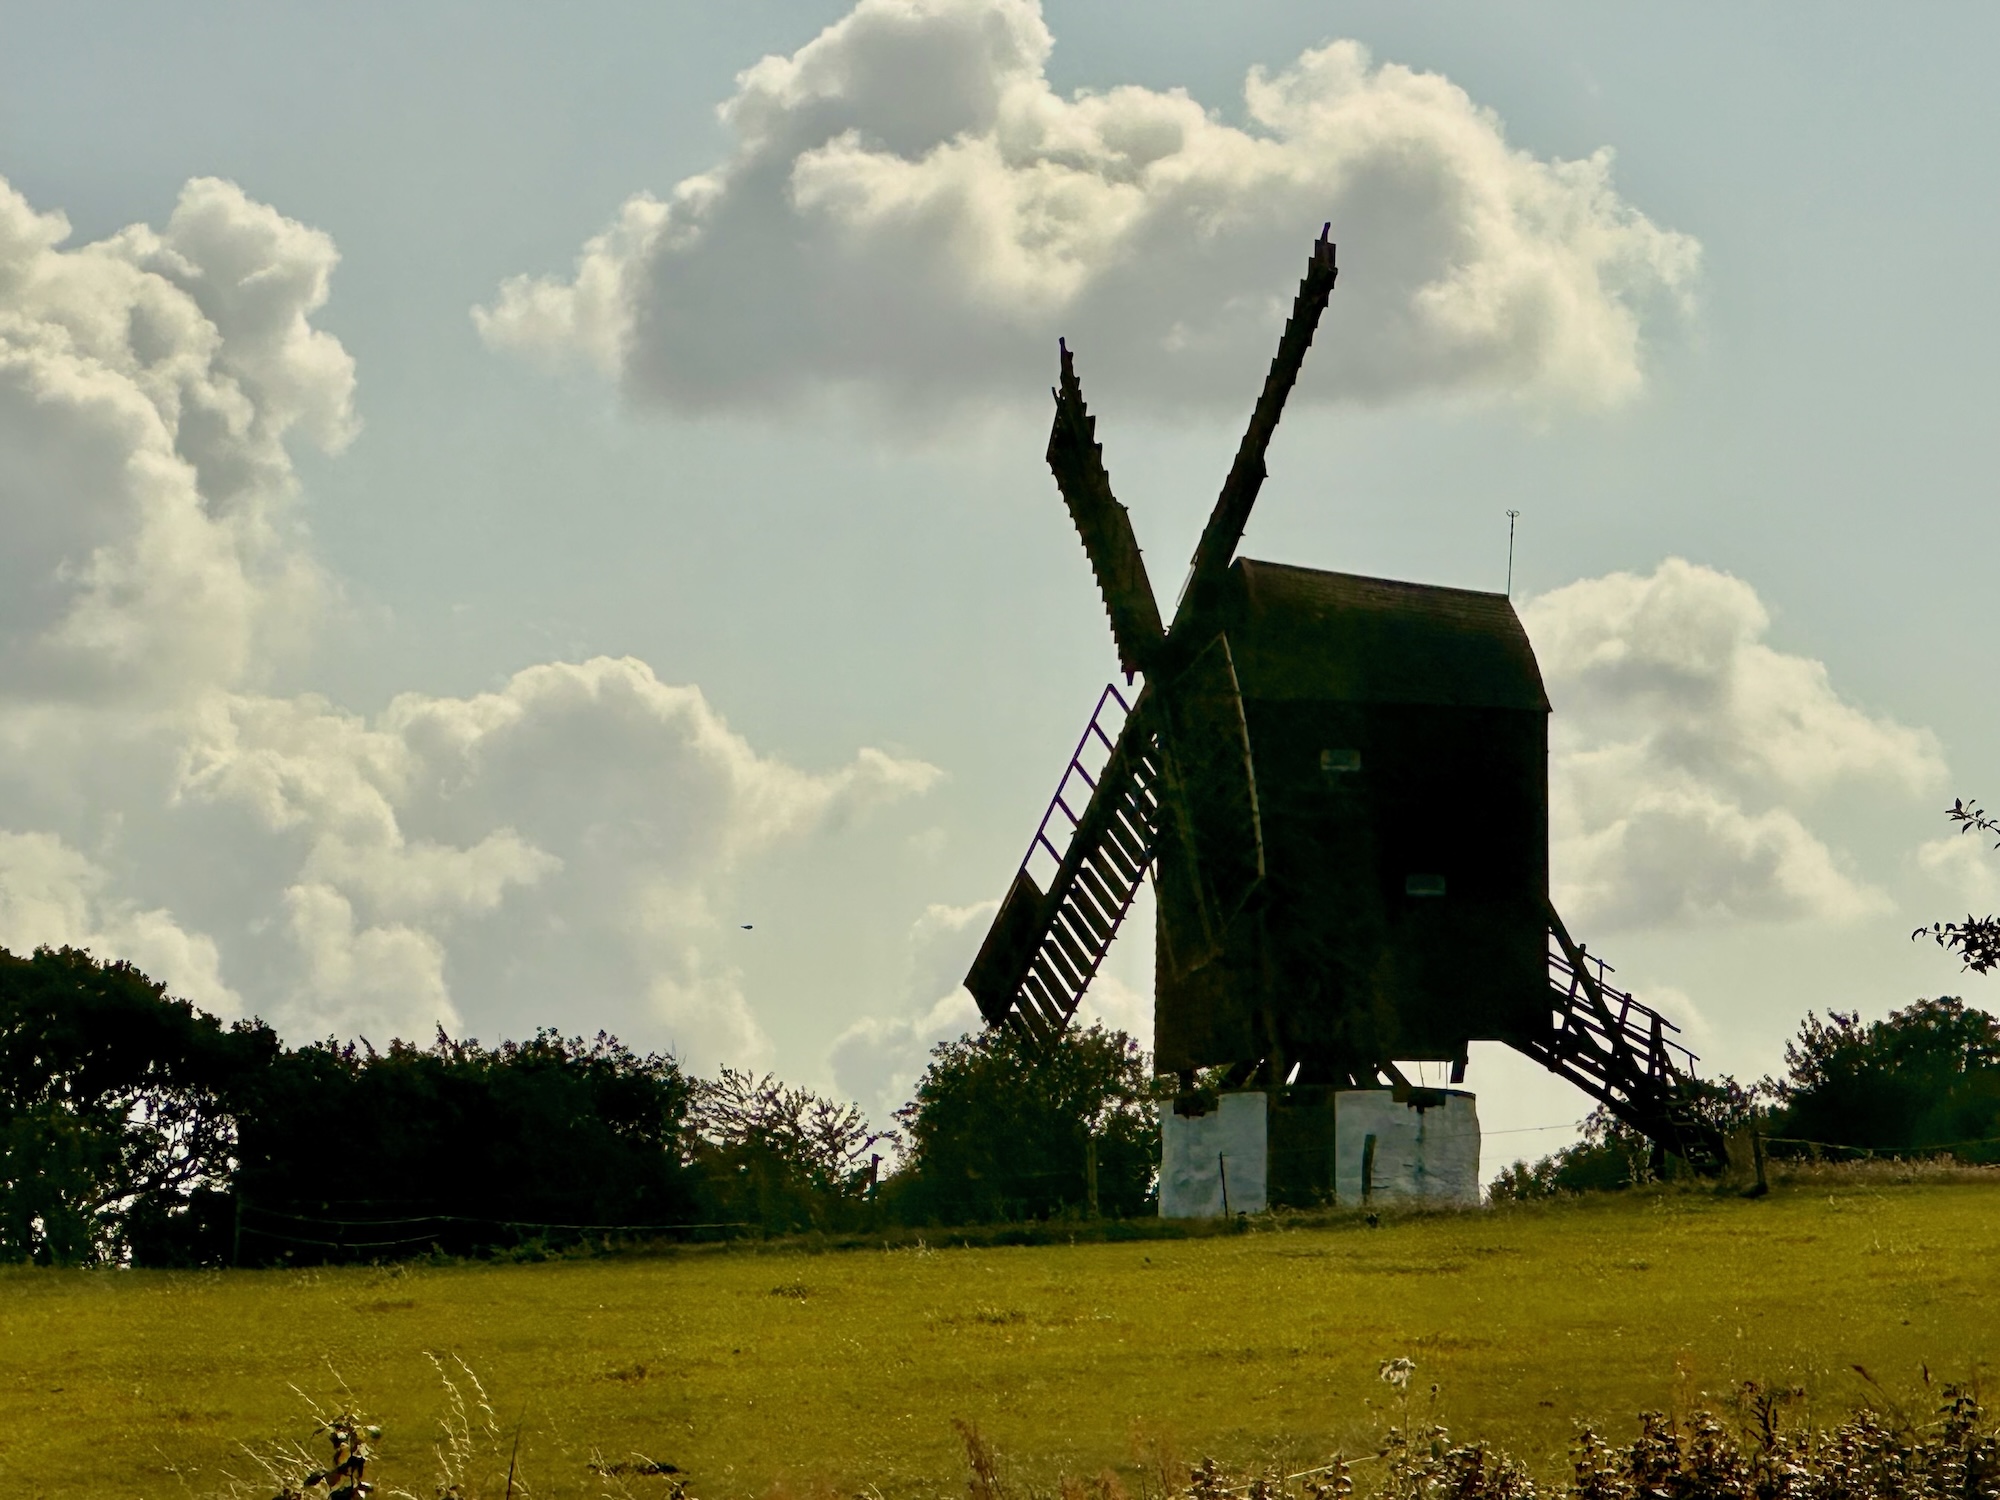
[1320,748,1361,776]
[1405,874,1447,898]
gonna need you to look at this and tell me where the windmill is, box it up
[964,227,1724,1209]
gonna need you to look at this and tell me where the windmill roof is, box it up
[1222,559,1550,710]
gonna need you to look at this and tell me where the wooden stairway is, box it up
[1510,909,1728,1172]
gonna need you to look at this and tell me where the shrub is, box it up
[1763,997,2000,1161]
[891,1023,1157,1224]
[688,1068,896,1233]
[231,1027,698,1263]
[1489,1107,1659,1203]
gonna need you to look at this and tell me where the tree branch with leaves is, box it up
[1913,798,2000,973]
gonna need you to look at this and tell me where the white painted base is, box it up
[1158,1086,1482,1216]
[1334,1089,1481,1207]
[1158,1091,1268,1218]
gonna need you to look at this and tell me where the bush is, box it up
[688,1068,896,1233]
[231,1027,698,1263]
[1489,1106,1659,1202]
[890,1022,1157,1224]
[1763,997,2000,1161]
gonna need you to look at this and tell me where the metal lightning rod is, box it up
[1505,509,1521,597]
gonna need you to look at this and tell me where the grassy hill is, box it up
[4,1170,1996,1498]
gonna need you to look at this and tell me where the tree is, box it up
[689,1069,896,1231]
[893,1023,1157,1224]
[1763,997,2000,1160]
[231,1027,698,1262]
[1914,798,2000,973]
[1489,1075,1757,1202]
[0,945,278,1265]
[1488,1105,1661,1201]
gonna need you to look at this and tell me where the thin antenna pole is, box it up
[1505,510,1521,596]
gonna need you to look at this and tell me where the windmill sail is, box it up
[964,687,1162,1043]
[965,868,1046,1027]
[1047,341,1166,680]
[1170,227,1340,646]
[969,232,1338,1048]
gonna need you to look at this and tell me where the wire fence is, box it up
[232,1201,757,1254]
[1758,1131,2000,1159]
[230,1122,2000,1258]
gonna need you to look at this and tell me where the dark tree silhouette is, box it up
[688,1069,896,1232]
[0,945,277,1264]
[230,1027,698,1262]
[892,1022,1156,1224]
[1763,997,2000,1160]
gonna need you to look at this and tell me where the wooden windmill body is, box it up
[1151,560,1551,1088]
[965,230,1723,1202]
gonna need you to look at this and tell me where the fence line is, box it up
[1758,1132,2000,1158]
[234,1203,755,1242]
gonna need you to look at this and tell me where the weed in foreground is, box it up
[218,1356,1999,1500]
[415,1351,528,1500]
[1351,1370,1999,1500]
[1047,1369,1998,1500]
[208,1357,533,1500]
[215,1405,381,1500]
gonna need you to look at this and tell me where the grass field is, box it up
[5,1172,1997,1498]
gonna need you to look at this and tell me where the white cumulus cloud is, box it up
[831,900,989,1127]
[477,0,1697,416]
[0,172,942,1064]
[0,830,240,1017]
[1526,558,1944,929]
[0,174,352,707]
[175,656,940,1059]
[1915,830,2000,917]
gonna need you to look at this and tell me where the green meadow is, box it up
[5,1174,1996,1498]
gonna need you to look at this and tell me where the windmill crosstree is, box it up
[964,227,1724,1184]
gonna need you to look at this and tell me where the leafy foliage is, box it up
[1491,1074,1759,1202]
[0,944,922,1263]
[1147,1376,2000,1500]
[688,1068,897,1232]
[1488,1106,1658,1202]
[1512,1384,1999,1500]
[1913,797,2000,973]
[231,1026,698,1262]
[0,945,277,1264]
[291,1411,379,1500]
[1763,997,2000,1161]
[892,1022,1157,1223]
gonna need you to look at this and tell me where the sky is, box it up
[3,1,1999,1169]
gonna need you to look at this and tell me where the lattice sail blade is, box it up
[1171,227,1340,641]
[963,687,1162,1043]
[965,869,1046,1027]
[1047,341,1166,680]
